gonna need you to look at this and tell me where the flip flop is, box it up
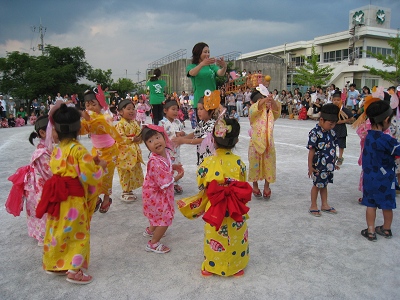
[321,207,337,214]
[263,189,271,199]
[99,198,112,213]
[94,197,102,213]
[309,209,321,217]
[252,189,262,198]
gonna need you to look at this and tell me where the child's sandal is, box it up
[94,197,102,213]
[174,185,183,195]
[121,192,137,203]
[145,241,170,254]
[99,198,112,213]
[375,226,392,239]
[66,269,93,285]
[361,229,377,242]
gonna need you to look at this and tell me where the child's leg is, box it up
[382,209,393,230]
[320,187,337,213]
[366,207,377,232]
[150,226,168,244]
[338,147,344,159]
[264,180,270,192]
[252,181,262,195]
[263,180,271,198]
[310,186,319,210]
[320,187,328,208]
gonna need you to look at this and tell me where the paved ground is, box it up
[0,116,399,300]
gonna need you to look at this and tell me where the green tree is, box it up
[363,34,400,86]
[87,68,114,88]
[111,78,137,95]
[293,45,333,87]
[0,45,90,103]
[0,51,34,100]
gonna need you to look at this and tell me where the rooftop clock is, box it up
[376,9,385,24]
[352,10,365,25]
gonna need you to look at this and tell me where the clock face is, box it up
[352,10,365,25]
[376,9,385,24]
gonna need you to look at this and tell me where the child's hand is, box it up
[173,164,184,181]
[176,131,185,137]
[335,165,340,171]
[81,110,90,121]
[93,155,107,170]
[308,167,318,178]
[171,136,183,146]
[132,136,141,143]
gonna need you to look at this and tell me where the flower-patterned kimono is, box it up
[248,100,281,183]
[115,117,144,193]
[24,139,52,243]
[135,102,150,123]
[158,116,184,164]
[81,111,122,195]
[142,152,175,226]
[178,149,250,276]
[194,119,216,165]
[42,140,104,271]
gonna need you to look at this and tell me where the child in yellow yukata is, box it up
[80,89,123,213]
[248,82,281,199]
[37,102,106,284]
[115,99,144,202]
[178,118,252,277]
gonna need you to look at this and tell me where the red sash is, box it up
[36,175,85,218]
[203,180,252,230]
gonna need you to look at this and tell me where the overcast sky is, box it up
[1,0,399,82]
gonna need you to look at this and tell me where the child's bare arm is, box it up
[308,148,317,178]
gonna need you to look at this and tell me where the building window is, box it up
[366,46,392,58]
[323,52,329,63]
[329,51,335,62]
[343,49,349,60]
[292,56,305,66]
[335,50,341,61]
[365,78,379,88]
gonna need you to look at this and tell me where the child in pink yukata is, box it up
[15,114,25,127]
[135,95,150,127]
[25,116,52,245]
[140,125,184,254]
[6,116,52,246]
[29,112,37,125]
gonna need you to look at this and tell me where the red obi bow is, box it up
[36,175,85,218]
[203,180,252,230]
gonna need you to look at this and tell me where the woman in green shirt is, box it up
[186,42,227,110]
[146,68,166,125]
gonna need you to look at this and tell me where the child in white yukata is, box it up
[158,99,185,194]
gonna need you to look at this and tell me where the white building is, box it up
[240,5,398,90]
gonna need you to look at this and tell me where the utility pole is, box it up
[31,18,46,54]
[136,70,141,83]
[125,69,127,78]
[38,18,46,55]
